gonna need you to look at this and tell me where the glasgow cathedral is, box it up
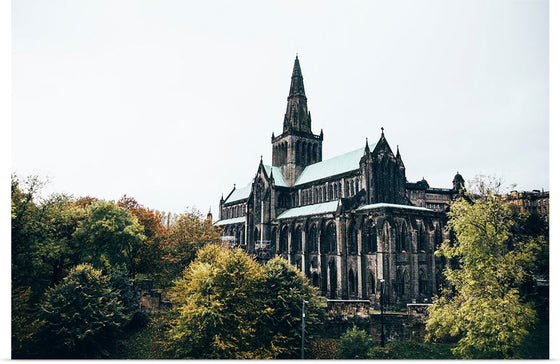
[216,56,465,307]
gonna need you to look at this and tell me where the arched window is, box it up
[396,223,408,252]
[435,225,443,247]
[349,269,357,297]
[293,226,302,253]
[254,227,260,243]
[418,223,429,252]
[279,226,289,254]
[362,219,377,253]
[312,272,319,287]
[419,269,427,295]
[347,222,358,254]
[308,224,318,253]
[271,227,276,249]
[322,222,337,254]
[328,260,337,298]
[368,272,375,295]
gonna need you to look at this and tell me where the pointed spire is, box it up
[396,145,404,167]
[364,137,370,155]
[289,55,306,97]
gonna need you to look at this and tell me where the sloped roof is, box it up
[224,184,252,203]
[295,147,364,186]
[277,200,339,219]
[357,203,433,212]
[215,216,246,226]
[263,165,288,187]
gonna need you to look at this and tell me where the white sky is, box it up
[12,0,549,216]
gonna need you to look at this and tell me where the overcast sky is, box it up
[12,0,549,216]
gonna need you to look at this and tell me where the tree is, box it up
[337,326,373,359]
[117,195,166,278]
[166,244,269,359]
[259,257,324,358]
[165,246,324,359]
[425,177,541,359]
[159,209,221,287]
[36,264,129,358]
[73,200,146,277]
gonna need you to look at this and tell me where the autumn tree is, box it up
[159,209,221,287]
[118,195,166,277]
[425,177,541,359]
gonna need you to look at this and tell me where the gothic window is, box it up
[355,179,360,193]
[418,223,429,252]
[435,225,443,247]
[279,226,289,254]
[368,272,375,295]
[312,272,319,287]
[396,223,408,252]
[271,227,277,249]
[419,269,427,295]
[293,226,302,253]
[362,219,377,253]
[328,260,337,298]
[395,270,404,297]
[322,222,337,254]
[348,269,357,297]
[345,181,349,197]
[308,224,318,253]
[347,222,358,254]
[254,227,260,243]
[313,144,318,162]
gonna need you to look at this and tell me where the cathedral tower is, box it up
[271,55,323,186]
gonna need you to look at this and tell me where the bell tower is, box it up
[272,55,323,186]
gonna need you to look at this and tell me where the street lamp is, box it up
[302,299,309,359]
[379,279,385,347]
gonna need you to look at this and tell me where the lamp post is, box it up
[301,299,308,359]
[379,279,385,347]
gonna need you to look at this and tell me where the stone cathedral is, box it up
[216,56,465,308]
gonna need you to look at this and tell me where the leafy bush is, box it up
[337,326,373,359]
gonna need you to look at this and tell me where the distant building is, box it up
[215,56,464,308]
[503,190,549,222]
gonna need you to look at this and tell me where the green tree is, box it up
[259,257,324,358]
[73,200,146,276]
[166,244,269,359]
[36,264,129,358]
[337,326,373,359]
[425,177,540,359]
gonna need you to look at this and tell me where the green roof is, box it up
[357,203,433,212]
[225,184,252,203]
[215,216,246,226]
[277,200,339,219]
[295,147,364,186]
[264,165,287,187]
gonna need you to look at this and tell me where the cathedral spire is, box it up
[283,55,311,133]
[288,55,306,97]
